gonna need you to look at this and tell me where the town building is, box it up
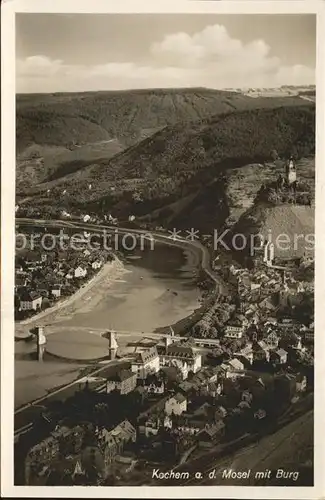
[24,425,85,485]
[91,260,102,270]
[270,348,288,365]
[19,291,43,311]
[143,378,165,395]
[160,344,202,376]
[198,421,225,448]
[253,340,270,362]
[227,358,245,373]
[235,345,254,365]
[37,283,51,298]
[131,346,160,379]
[106,369,137,395]
[74,266,87,279]
[173,417,205,436]
[96,420,136,465]
[296,374,307,392]
[215,406,228,421]
[224,320,244,339]
[51,284,62,298]
[164,393,187,416]
[138,414,172,437]
[65,270,74,280]
[207,381,223,398]
[15,275,28,290]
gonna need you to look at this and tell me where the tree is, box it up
[270,149,279,161]
[268,188,281,205]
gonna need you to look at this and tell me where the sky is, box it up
[16,14,316,93]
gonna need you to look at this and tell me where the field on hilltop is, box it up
[16,88,313,190]
[16,140,125,189]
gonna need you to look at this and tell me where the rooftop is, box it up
[166,344,197,358]
[169,393,187,404]
[108,369,135,383]
[133,346,158,364]
[20,290,42,301]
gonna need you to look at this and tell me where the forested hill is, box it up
[19,103,315,232]
[35,104,315,197]
[16,87,312,154]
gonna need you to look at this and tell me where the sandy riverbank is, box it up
[15,257,128,406]
[14,234,211,407]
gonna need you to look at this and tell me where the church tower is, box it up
[285,156,297,185]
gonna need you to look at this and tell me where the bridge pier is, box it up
[36,326,46,362]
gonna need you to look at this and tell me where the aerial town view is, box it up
[11,9,315,490]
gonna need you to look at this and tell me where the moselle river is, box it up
[56,242,202,332]
[16,225,203,333]
[15,237,202,407]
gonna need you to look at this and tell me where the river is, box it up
[15,240,202,407]
[50,242,202,332]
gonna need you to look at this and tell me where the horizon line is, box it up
[16,83,316,96]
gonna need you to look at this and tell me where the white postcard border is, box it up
[1,1,324,498]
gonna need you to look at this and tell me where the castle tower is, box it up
[285,156,297,185]
[36,326,46,362]
[107,330,118,360]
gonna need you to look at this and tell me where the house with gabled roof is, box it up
[143,377,165,395]
[224,318,245,339]
[235,345,254,365]
[173,415,206,436]
[198,421,225,447]
[160,343,202,375]
[228,358,245,372]
[138,413,172,437]
[215,405,228,420]
[270,348,288,365]
[165,393,187,416]
[74,266,87,279]
[106,369,137,395]
[91,260,103,270]
[51,284,62,298]
[131,346,160,379]
[19,290,42,311]
[97,419,136,465]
